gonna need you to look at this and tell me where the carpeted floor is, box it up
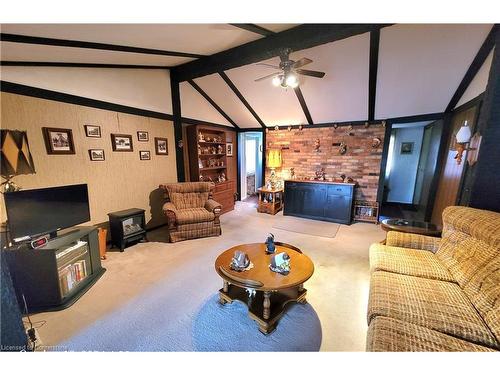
[31,201,385,351]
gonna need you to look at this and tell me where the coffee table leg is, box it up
[223,280,229,293]
[263,291,271,320]
[219,280,229,305]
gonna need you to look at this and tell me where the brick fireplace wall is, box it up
[265,124,386,202]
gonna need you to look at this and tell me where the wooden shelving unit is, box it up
[187,125,235,213]
[353,200,379,224]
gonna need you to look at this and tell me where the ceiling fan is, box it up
[254,48,326,88]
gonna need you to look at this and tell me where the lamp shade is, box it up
[456,121,472,143]
[267,149,282,168]
[1,130,36,177]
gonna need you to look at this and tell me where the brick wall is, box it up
[265,124,386,202]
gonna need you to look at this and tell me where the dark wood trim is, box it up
[0,33,205,59]
[172,24,392,82]
[1,80,174,121]
[383,112,444,124]
[1,61,170,69]
[368,30,380,121]
[187,79,240,129]
[229,24,275,37]
[262,128,267,187]
[452,92,484,114]
[170,74,185,182]
[445,25,498,113]
[180,117,234,130]
[236,127,264,132]
[294,87,314,125]
[376,122,393,203]
[218,71,266,128]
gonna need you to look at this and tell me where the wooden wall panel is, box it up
[431,106,477,225]
[0,92,178,229]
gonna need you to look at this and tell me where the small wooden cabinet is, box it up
[186,125,235,214]
[284,180,355,224]
[257,187,283,215]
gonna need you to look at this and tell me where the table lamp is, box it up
[1,130,36,193]
[267,148,282,190]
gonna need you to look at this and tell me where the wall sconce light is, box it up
[454,120,481,165]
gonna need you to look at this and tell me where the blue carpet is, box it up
[193,295,322,351]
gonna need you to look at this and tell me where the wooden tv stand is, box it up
[3,226,105,313]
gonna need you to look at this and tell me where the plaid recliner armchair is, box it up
[159,182,222,243]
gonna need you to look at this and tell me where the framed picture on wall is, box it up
[226,142,233,157]
[400,142,414,154]
[111,134,133,152]
[89,149,105,161]
[84,125,101,138]
[42,127,76,155]
[137,131,149,142]
[155,137,168,155]
[139,150,151,160]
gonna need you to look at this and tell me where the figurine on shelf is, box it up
[217,144,223,154]
[218,172,226,183]
[315,168,326,181]
[314,138,321,152]
[265,233,275,254]
[198,133,205,142]
[198,144,201,155]
[211,147,217,154]
[199,174,204,181]
[198,159,204,168]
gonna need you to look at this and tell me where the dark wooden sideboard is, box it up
[283,180,355,224]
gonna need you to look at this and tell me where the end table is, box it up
[257,187,283,215]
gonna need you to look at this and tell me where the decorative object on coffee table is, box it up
[42,127,75,154]
[381,218,441,237]
[230,251,252,272]
[265,233,275,254]
[269,252,291,275]
[215,243,314,334]
[107,208,147,251]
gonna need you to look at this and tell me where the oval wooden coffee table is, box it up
[215,243,314,334]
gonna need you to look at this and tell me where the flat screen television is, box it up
[4,184,90,240]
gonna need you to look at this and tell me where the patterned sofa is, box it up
[159,182,222,243]
[366,206,500,351]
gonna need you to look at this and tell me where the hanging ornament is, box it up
[339,142,347,155]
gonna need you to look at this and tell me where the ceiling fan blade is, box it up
[254,72,281,82]
[293,57,313,69]
[296,69,326,78]
[256,63,280,69]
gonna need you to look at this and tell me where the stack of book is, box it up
[59,260,87,296]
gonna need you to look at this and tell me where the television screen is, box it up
[4,184,90,239]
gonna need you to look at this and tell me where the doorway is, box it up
[380,120,443,221]
[238,132,263,202]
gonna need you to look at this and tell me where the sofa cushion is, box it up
[436,229,498,288]
[369,243,454,282]
[367,316,495,352]
[367,271,498,349]
[176,208,214,225]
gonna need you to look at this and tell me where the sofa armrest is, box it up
[163,202,178,229]
[205,199,222,216]
[386,231,441,253]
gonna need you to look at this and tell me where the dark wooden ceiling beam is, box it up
[0,33,205,59]
[188,79,240,129]
[368,29,380,121]
[294,87,314,125]
[229,24,275,37]
[173,24,392,82]
[445,25,498,113]
[0,61,169,69]
[218,71,266,128]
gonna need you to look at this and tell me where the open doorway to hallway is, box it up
[380,119,443,222]
[238,132,263,205]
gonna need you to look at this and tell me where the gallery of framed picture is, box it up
[137,131,149,142]
[42,127,75,154]
[139,150,151,160]
[85,125,101,138]
[155,137,168,155]
[89,149,105,161]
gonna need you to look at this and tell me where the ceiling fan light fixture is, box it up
[285,73,298,87]
[272,76,282,87]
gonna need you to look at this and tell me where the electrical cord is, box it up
[22,294,37,352]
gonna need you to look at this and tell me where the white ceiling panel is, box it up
[226,59,307,126]
[376,24,493,119]
[193,73,261,128]
[289,32,370,123]
[1,24,262,56]
[255,24,299,33]
[0,41,190,66]
[180,81,233,127]
[456,49,494,108]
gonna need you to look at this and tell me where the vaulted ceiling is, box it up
[0,23,495,129]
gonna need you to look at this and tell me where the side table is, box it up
[381,218,442,237]
[108,208,147,251]
[257,187,283,215]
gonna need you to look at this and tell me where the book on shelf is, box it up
[58,259,88,296]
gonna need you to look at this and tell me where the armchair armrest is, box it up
[163,202,178,229]
[205,199,222,215]
[386,231,441,253]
